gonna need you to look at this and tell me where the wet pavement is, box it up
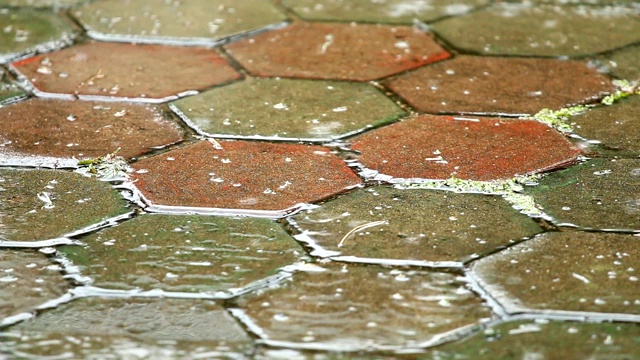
[0,0,639,359]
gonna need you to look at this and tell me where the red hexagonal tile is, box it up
[11,42,241,103]
[351,115,581,181]
[0,99,183,167]
[225,22,450,81]
[386,56,613,115]
[131,140,362,214]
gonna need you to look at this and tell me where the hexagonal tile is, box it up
[386,56,613,115]
[595,44,640,82]
[0,98,184,166]
[0,68,26,104]
[431,320,640,359]
[232,264,491,351]
[130,140,362,215]
[351,115,581,181]
[170,78,406,142]
[0,249,69,326]
[72,0,287,46]
[225,22,450,81]
[11,42,241,103]
[572,96,640,157]
[290,186,541,267]
[2,298,253,358]
[60,214,305,294]
[472,232,640,317]
[0,8,78,64]
[0,168,129,242]
[524,158,640,230]
[430,3,640,57]
[282,0,489,24]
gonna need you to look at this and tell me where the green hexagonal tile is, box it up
[430,3,640,56]
[0,68,25,104]
[170,78,406,141]
[596,44,640,81]
[60,214,305,294]
[72,0,287,45]
[0,168,130,242]
[0,0,86,7]
[0,8,77,64]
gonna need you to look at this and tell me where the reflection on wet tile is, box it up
[386,56,613,115]
[225,22,450,81]
[351,115,580,181]
[0,98,184,163]
[131,140,362,213]
[170,78,405,141]
[11,42,241,102]
[291,186,541,265]
[1,297,252,358]
[0,8,78,64]
[431,320,640,359]
[431,3,640,56]
[473,232,640,315]
[572,96,640,157]
[282,0,489,24]
[60,214,304,293]
[233,264,491,350]
[0,249,69,323]
[0,168,129,242]
[73,0,287,46]
[524,158,640,230]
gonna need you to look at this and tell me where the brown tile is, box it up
[11,42,241,102]
[225,22,450,81]
[386,56,613,115]
[351,115,581,181]
[131,140,362,213]
[0,99,184,163]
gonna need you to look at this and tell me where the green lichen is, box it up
[524,105,588,133]
[76,148,129,181]
[601,79,640,105]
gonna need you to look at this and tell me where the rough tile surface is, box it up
[473,232,640,315]
[60,214,304,293]
[386,56,613,115]
[73,0,287,45]
[524,158,640,230]
[291,186,541,265]
[0,168,129,241]
[597,44,640,81]
[225,22,450,81]
[0,99,184,162]
[11,42,241,102]
[282,0,490,24]
[131,140,362,212]
[170,78,405,141]
[351,115,581,181]
[430,3,640,56]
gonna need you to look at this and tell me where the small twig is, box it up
[337,220,388,248]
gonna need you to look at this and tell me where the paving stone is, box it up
[351,115,580,181]
[524,158,640,230]
[233,264,491,350]
[0,0,86,7]
[0,168,129,242]
[282,0,489,24]
[225,22,450,81]
[385,56,613,115]
[60,214,305,294]
[11,42,241,102]
[0,98,184,165]
[0,249,69,324]
[131,140,362,213]
[596,44,640,81]
[431,320,640,359]
[73,0,287,46]
[290,186,541,266]
[170,78,406,142]
[430,3,640,56]
[0,8,78,64]
[0,69,26,104]
[572,96,640,157]
[1,297,252,358]
[472,232,640,315]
